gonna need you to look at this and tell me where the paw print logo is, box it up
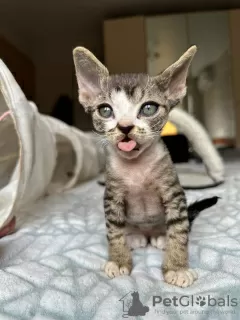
[195,296,206,307]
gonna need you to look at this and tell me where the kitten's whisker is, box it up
[96,136,108,148]
[152,120,164,129]
[138,132,160,138]
[92,130,105,137]
[99,138,109,149]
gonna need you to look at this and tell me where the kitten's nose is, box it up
[118,125,134,135]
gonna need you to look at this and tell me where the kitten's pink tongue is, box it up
[118,140,137,152]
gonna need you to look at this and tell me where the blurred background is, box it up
[0,0,240,149]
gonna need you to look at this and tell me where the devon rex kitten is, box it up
[73,46,218,287]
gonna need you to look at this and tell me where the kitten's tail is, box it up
[188,196,220,230]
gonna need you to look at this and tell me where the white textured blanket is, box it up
[0,160,239,320]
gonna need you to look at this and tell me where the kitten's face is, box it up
[90,74,172,159]
[73,46,197,160]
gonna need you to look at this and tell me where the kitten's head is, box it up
[73,46,196,159]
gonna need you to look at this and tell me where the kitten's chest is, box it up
[117,161,157,189]
[112,158,164,228]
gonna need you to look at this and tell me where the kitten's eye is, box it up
[98,104,114,118]
[139,102,159,117]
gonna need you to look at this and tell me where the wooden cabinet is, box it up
[229,9,240,147]
[103,16,147,74]
[104,11,240,147]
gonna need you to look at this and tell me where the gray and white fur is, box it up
[73,46,219,288]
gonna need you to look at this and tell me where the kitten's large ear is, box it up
[73,47,109,107]
[155,46,197,108]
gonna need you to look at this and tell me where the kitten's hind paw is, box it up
[126,234,148,250]
[150,235,166,250]
[104,261,131,278]
[164,269,198,287]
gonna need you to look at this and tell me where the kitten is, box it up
[73,46,219,288]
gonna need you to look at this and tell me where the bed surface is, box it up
[0,159,239,320]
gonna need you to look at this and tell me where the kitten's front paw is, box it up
[126,234,147,249]
[164,269,198,287]
[150,235,166,250]
[104,261,131,278]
